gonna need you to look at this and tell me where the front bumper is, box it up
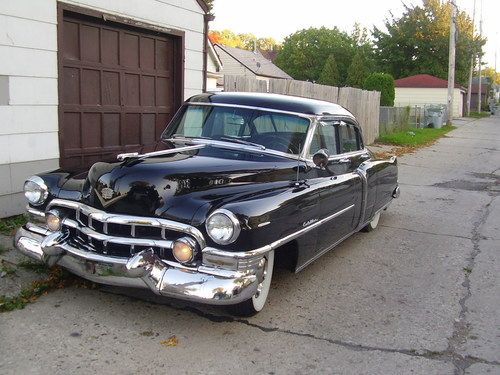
[14,226,261,305]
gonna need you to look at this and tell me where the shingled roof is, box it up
[215,44,292,79]
[395,74,465,90]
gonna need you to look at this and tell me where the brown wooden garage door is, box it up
[59,9,183,169]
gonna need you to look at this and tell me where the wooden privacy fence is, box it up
[223,75,381,144]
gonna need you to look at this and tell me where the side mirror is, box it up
[312,149,329,169]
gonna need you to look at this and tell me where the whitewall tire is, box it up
[230,250,274,316]
[363,212,381,232]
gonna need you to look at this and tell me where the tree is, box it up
[203,0,214,14]
[208,30,280,51]
[479,67,500,85]
[275,27,357,84]
[318,55,340,86]
[346,52,368,88]
[364,73,395,106]
[373,0,485,85]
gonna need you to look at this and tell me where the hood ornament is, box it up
[100,187,114,200]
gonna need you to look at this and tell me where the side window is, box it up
[339,124,361,153]
[309,122,337,156]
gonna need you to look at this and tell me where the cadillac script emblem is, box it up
[100,187,114,200]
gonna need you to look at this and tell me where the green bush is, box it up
[364,72,395,106]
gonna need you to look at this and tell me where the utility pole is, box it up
[466,0,476,116]
[477,1,483,112]
[446,0,457,125]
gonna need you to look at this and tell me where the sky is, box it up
[210,0,499,69]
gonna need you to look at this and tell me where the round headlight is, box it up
[206,209,241,245]
[172,237,197,263]
[24,176,48,206]
[46,210,61,232]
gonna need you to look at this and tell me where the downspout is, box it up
[203,13,215,93]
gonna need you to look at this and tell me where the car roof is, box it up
[186,92,355,118]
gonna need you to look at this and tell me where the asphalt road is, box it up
[1,116,499,375]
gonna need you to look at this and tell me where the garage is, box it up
[59,7,184,169]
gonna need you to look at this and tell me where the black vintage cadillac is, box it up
[15,92,399,315]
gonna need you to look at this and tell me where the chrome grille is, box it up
[47,199,205,259]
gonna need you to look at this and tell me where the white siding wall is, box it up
[0,0,205,217]
[394,87,464,117]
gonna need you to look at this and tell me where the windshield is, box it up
[162,105,311,155]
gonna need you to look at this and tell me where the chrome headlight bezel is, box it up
[23,176,49,206]
[205,209,241,245]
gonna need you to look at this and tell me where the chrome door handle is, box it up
[338,158,350,163]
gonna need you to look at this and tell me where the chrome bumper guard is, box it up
[14,226,263,305]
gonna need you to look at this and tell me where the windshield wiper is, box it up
[171,134,212,140]
[219,136,266,150]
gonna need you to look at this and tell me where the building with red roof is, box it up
[394,74,466,117]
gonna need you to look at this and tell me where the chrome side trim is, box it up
[117,144,206,161]
[47,199,206,248]
[295,228,357,272]
[202,204,355,260]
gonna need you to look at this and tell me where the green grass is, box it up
[377,126,456,146]
[0,267,65,312]
[0,263,16,276]
[17,260,49,274]
[467,111,490,118]
[0,215,27,236]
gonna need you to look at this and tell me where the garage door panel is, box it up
[140,37,155,70]
[63,112,81,149]
[124,73,140,106]
[81,113,101,148]
[102,113,120,147]
[60,10,180,169]
[140,75,155,106]
[102,71,120,105]
[81,69,101,105]
[102,29,119,66]
[123,113,141,145]
[141,114,156,144]
[156,77,172,107]
[122,33,139,68]
[63,67,80,104]
[81,24,100,63]
[63,21,79,60]
[156,39,173,72]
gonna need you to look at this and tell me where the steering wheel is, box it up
[257,135,297,154]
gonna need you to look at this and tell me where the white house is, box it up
[394,74,466,117]
[206,40,223,92]
[214,44,291,89]
[0,0,210,217]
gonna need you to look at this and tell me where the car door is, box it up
[309,120,363,258]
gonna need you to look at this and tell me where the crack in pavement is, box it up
[235,319,500,368]
[445,196,497,375]
[101,287,500,369]
[379,225,472,240]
